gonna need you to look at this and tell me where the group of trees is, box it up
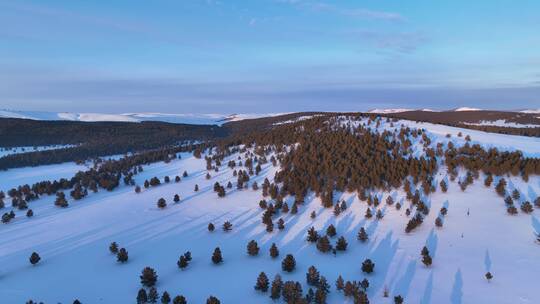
[109,242,129,263]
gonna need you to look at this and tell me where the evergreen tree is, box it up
[222,221,232,232]
[394,295,404,304]
[208,223,215,232]
[336,275,344,291]
[212,247,223,264]
[161,291,171,304]
[270,275,283,300]
[326,224,336,237]
[117,248,129,263]
[270,243,279,258]
[157,198,167,209]
[148,287,159,303]
[206,296,220,304]
[333,204,341,216]
[194,184,199,192]
[177,255,189,270]
[140,267,158,287]
[29,252,41,265]
[360,278,369,291]
[277,218,285,230]
[282,254,296,272]
[365,208,372,219]
[109,242,119,254]
[172,296,186,304]
[137,288,148,304]
[247,240,260,256]
[336,236,348,251]
[307,226,319,242]
[306,265,320,286]
[340,200,347,211]
[317,236,331,253]
[361,259,375,274]
[357,227,368,243]
[26,209,33,217]
[254,272,269,292]
[485,272,493,282]
[311,211,316,219]
[173,194,180,203]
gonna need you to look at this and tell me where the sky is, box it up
[0,0,539,113]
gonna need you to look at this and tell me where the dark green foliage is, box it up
[306,266,320,286]
[117,248,129,263]
[307,226,319,242]
[140,267,158,287]
[270,243,279,258]
[255,272,269,292]
[394,295,404,304]
[316,236,331,253]
[361,259,374,274]
[161,291,171,304]
[326,224,336,237]
[247,240,260,256]
[270,275,283,300]
[222,221,232,232]
[282,254,296,272]
[157,198,167,209]
[137,288,148,304]
[172,295,186,304]
[212,247,223,264]
[29,252,41,265]
[206,296,220,304]
[208,223,215,232]
[148,287,159,303]
[336,236,348,251]
[109,242,118,254]
[357,227,368,242]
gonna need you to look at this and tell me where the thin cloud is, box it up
[277,1,404,21]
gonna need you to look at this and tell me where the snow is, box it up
[0,117,540,303]
[0,145,77,158]
[462,120,540,128]
[453,107,481,112]
[519,109,540,114]
[0,110,288,126]
[368,108,414,114]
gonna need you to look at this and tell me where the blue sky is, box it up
[1,0,539,113]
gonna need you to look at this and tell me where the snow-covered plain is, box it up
[0,117,540,303]
[0,144,77,158]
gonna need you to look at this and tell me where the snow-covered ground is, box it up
[462,120,540,128]
[0,116,539,303]
[0,144,77,158]
[0,110,288,125]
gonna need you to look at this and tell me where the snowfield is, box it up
[0,117,539,303]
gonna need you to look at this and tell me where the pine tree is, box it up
[360,278,369,291]
[435,217,443,227]
[148,287,159,303]
[365,208,372,219]
[137,288,148,304]
[109,242,119,254]
[376,209,384,220]
[194,184,199,192]
[222,221,232,232]
[172,295,186,304]
[161,291,171,304]
[311,211,316,219]
[29,252,41,265]
[307,226,319,242]
[270,243,279,258]
[157,198,167,209]
[340,200,347,211]
[361,259,375,274]
[212,247,223,264]
[208,223,215,232]
[421,246,432,267]
[440,180,448,192]
[326,224,336,237]
[177,255,189,270]
[336,275,344,291]
[270,275,283,300]
[140,267,158,287]
[247,240,260,256]
[316,236,331,253]
[282,254,296,272]
[254,272,269,292]
[306,265,320,286]
[357,227,368,243]
[277,218,285,230]
[336,236,348,251]
[26,209,33,217]
[485,271,493,282]
[394,295,404,304]
[333,204,341,216]
[117,248,129,263]
[206,296,220,304]
[173,194,180,203]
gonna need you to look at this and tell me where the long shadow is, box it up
[531,216,540,235]
[527,185,537,202]
[366,231,399,297]
[420,272,434,304]
[425,228,438,258]
[450,269,463,304]
[392,259,417,299]
[484,249,492,272]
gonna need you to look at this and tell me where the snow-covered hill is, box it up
[0,110,286,125]
[0,115,539,303]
